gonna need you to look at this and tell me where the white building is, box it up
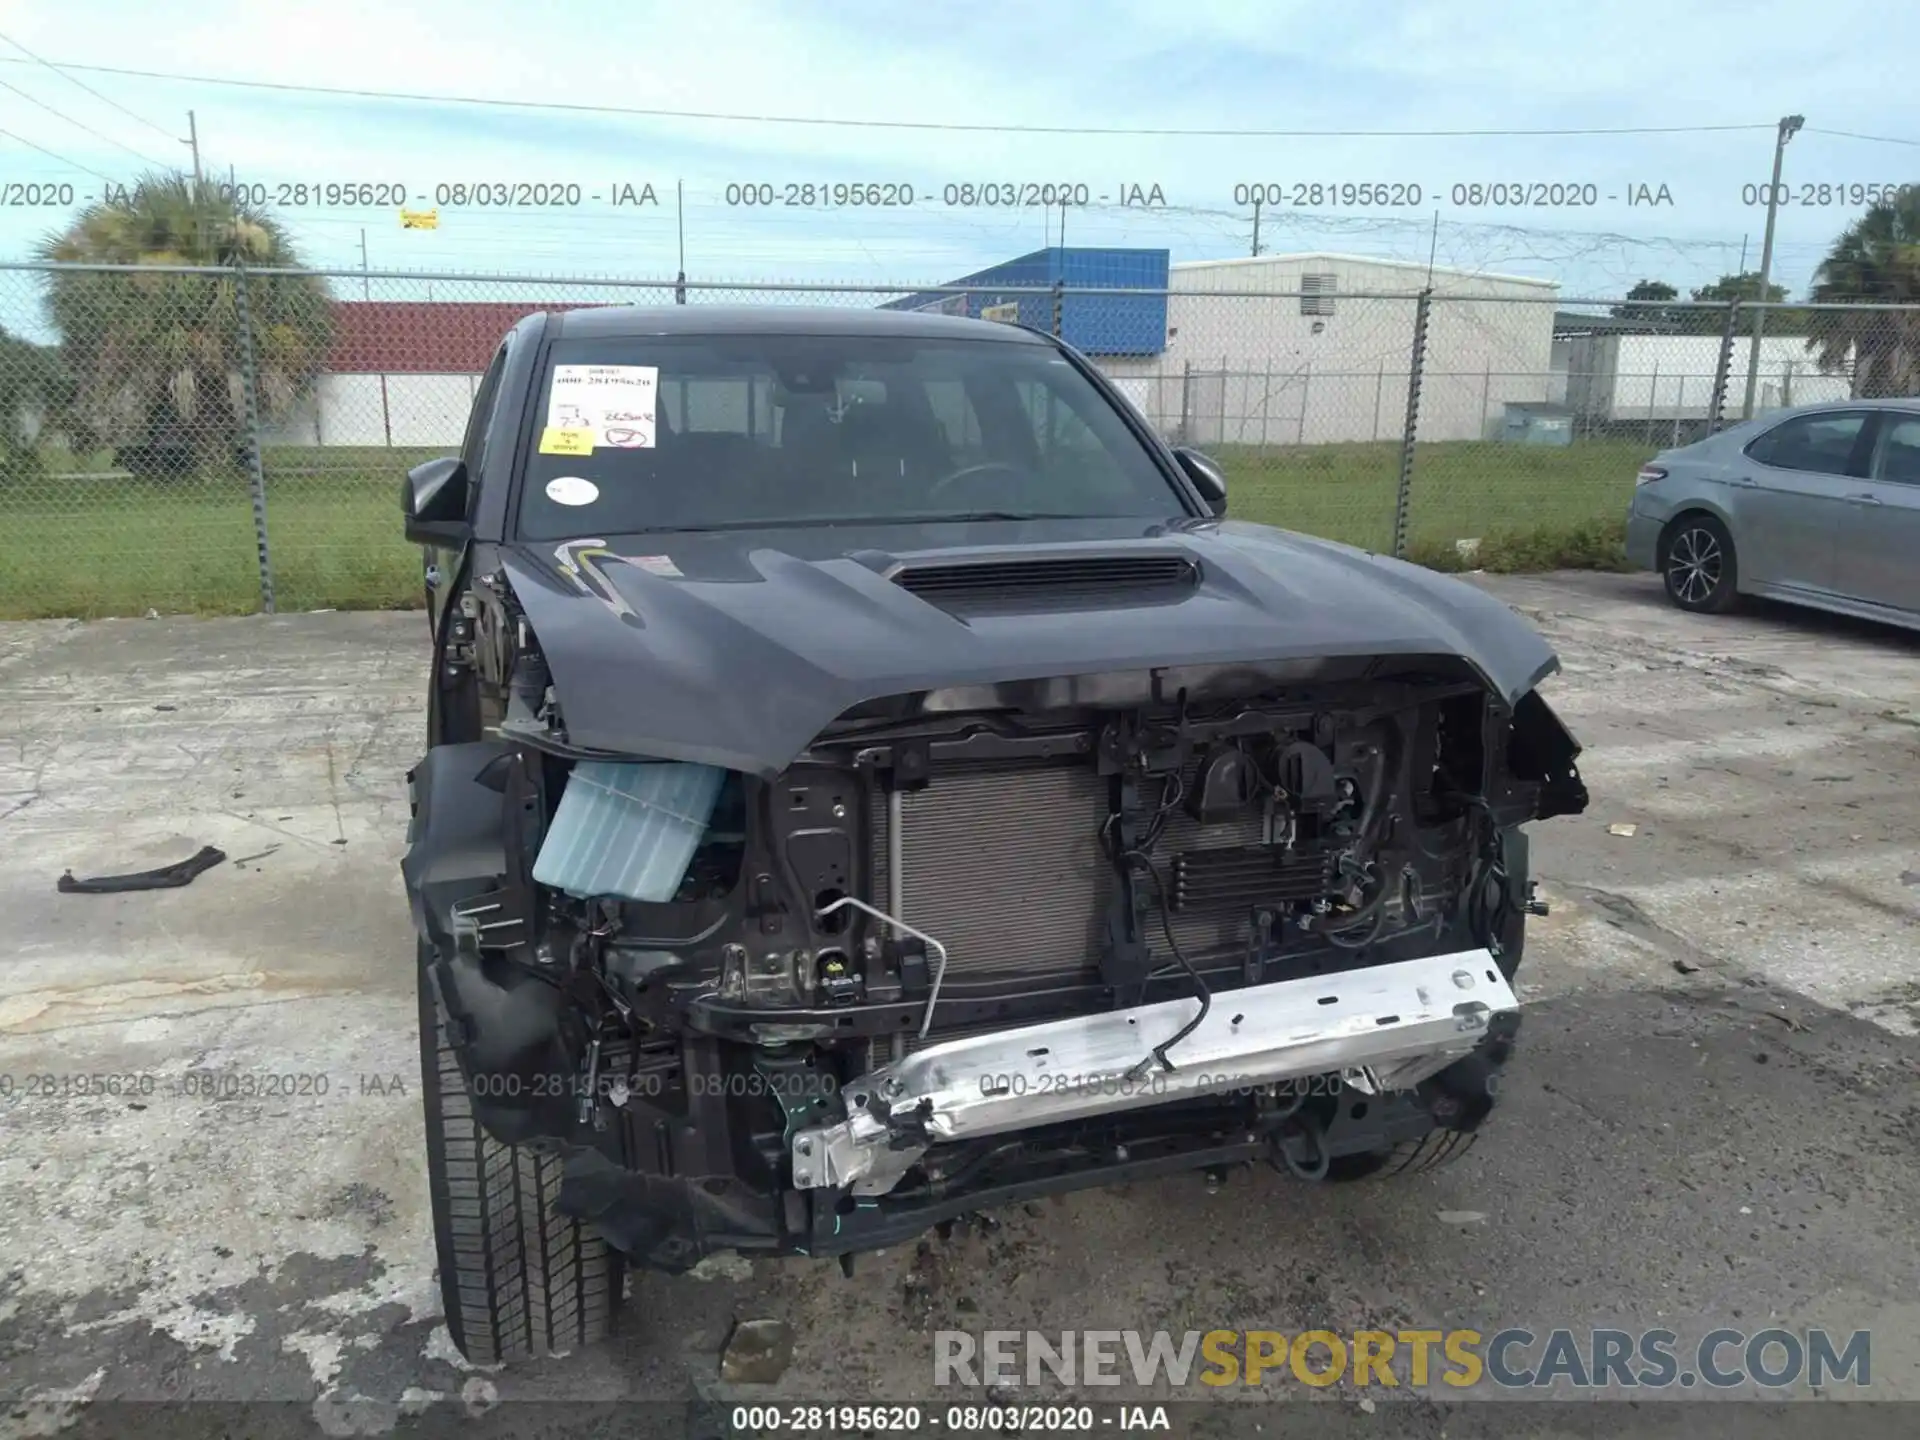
[1554,331,1853,422]
[1098,253,1560,446]
[259,301,580,450]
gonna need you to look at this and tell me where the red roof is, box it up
[325,301,601,373]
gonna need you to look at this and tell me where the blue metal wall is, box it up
[883,247,1168,356]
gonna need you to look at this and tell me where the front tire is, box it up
[1325,1129,1479,1183]
[418,945,621,1363]
[1660,513,1739,613]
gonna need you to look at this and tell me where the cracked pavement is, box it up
[1,574,1917,1436]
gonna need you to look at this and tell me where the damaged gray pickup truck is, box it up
[399,304,1588,1362]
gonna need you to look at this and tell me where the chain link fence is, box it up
[1,260,1914,618]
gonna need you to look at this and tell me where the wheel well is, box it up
[1658,507,1728,554]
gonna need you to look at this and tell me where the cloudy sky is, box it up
[0,0,1913,299]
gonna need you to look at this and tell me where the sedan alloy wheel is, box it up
[1660,514,1739,613]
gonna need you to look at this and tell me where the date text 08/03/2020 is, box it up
[1230,181,1677,208]
[4,176,1697,212]
[727,1405,1169,1435]
[11,176,1699,211]
[0,1070,408,1101]
[38,179,1175,211]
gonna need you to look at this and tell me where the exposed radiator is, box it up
[869,759,1338,996]
[871,763,1112,984]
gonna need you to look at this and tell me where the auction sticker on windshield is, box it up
[548,363,658,449]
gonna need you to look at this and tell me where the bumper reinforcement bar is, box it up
[789,949,1517,1194]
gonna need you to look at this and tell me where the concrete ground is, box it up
[2,573,1918,1436]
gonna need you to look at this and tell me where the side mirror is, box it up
[403,457,471,545]
[1172,446,1228,517]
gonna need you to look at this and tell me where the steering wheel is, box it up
[924,460,1032,505]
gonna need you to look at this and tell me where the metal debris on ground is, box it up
[1607,823,1638,837]
[688,1252,754,1282]
[720,1319,795,1386]
[57,845,226,893]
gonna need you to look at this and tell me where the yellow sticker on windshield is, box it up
[539,426,595,456]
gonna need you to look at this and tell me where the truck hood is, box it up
[499,517,1561,776]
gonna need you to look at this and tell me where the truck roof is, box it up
[549,304,1051,344]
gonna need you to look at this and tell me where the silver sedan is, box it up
[1625,398,1920,630]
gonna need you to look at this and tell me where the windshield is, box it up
[515,332,1184,539]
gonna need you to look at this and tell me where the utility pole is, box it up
[1251,195,1261,257]
[184,109,202,192]
[1741,114,1804,419]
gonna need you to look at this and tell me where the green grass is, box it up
[1406,517,1635,575]
[1218,438,1651,553]
[0,449,430,619]
[0,439,1653,620]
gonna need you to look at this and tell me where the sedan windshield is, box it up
[516,331,1184,539]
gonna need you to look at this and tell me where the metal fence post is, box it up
[231,259,276,614]
[1391,289,1432,560]
[1179,360,1193,443]
[1707,300,1740,434]
[1050,279,1063,338]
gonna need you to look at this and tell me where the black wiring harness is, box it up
[1100,767,1211,1076]
[1121,847,1211,1076]
[1463,819,1516,960]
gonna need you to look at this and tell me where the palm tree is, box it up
[36,172,333,475]
[1806,191,1920,398]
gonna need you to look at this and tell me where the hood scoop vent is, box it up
[890,553,1201,609]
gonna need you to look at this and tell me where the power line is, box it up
[1804,126,1920,149]
[0,58,1783,138]
[0,77,170,167]
[0,29,177,140]
[0,125,112,181]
